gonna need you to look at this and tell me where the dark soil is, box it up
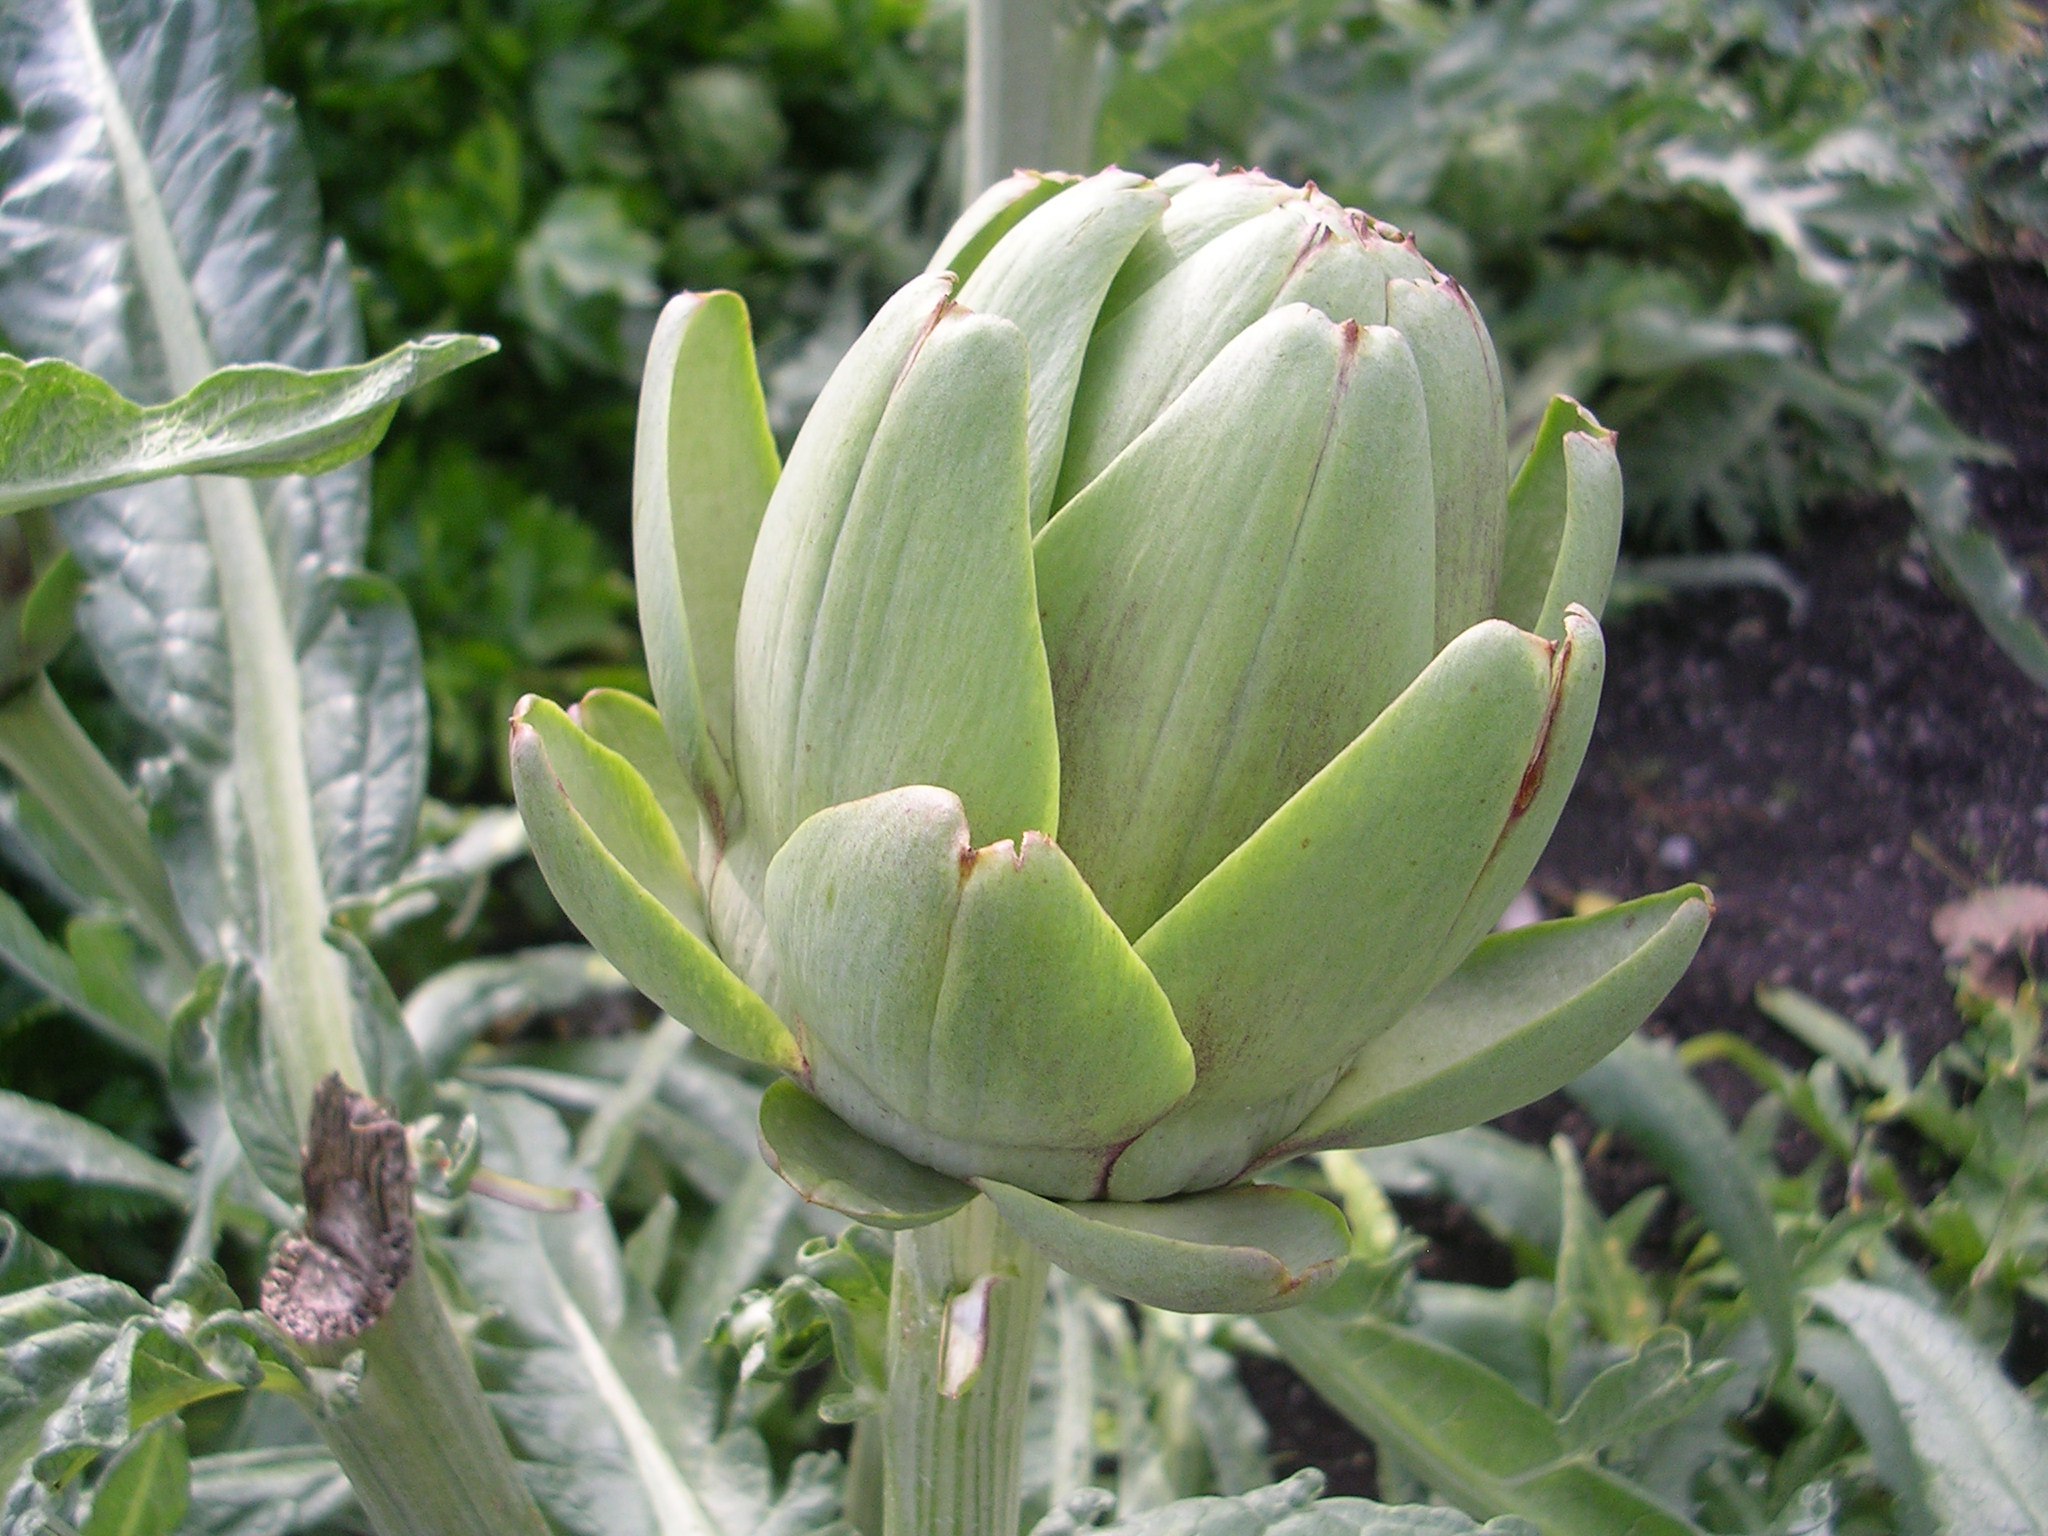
[1245,258,2048,1493]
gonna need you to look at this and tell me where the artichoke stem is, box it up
[883,1197,1050,1536]
[318,1267,554,1536]
[0,672,200,982]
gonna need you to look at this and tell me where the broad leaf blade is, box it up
[0,0,433,914]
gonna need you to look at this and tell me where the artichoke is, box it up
[511,165,1710,1314]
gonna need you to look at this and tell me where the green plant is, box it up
[1258,960,2048,1535]
[511,162,1710,1536]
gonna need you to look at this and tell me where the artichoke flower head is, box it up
[511,165,1711,1314]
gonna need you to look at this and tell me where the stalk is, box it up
[883,1199,1049,1536]
[962,0,1105,203]
[318,1269,550,1536]
[67,3,549,1532]
[0,674,200,980]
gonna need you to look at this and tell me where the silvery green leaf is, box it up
[1813,1281,2048,1535]
[184,1446,357,1536]
[0,1089,190,1207]
[0,0,432,901]
[446,1091,851,1536]
[1,1264,153,1494]
[1030,1469,1536,1535]
[300,575,428,900]
[206,960,301,1203]
[326,926,429,1119]
[402,944,625,1080]
[0,340,493,517]
[1,1258,305,1533]
[0,883,164,1058]
[669,1160,804,1364]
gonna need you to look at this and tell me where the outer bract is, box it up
[511,166,1712,1315]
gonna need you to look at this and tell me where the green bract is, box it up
[512,166,1712,1315]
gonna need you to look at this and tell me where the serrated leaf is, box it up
[1813,1281,2048,1534]
[2,1262,296,1531]
[446,1092,850,1536]
[0,340,494,517]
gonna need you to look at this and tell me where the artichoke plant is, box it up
[512,165,1710,1316]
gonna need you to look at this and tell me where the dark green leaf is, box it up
[1568,1038,1796,1361]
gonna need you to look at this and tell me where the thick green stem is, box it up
[962,0,1104,203]
[0,674,200,980]
[320,1269,551,1536]
[884,1199,1049,1536]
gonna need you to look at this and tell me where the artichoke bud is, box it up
[512,165,1710,1315]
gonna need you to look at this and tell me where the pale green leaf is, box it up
[734,286,1057,853]
[756,1079,975,1231]
[1496,398,1622,639]
[632,293,777,822]
[1112,617,1596,1201]
[0,341,493,517]
[925,171,1078,283]
[955,169,1167,526]
[978,1181,1349,1315]
[1384,277,1508,645]
[510,697,797,1071]
[1284,886,1710,1154]
[763,784,1192,1199]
